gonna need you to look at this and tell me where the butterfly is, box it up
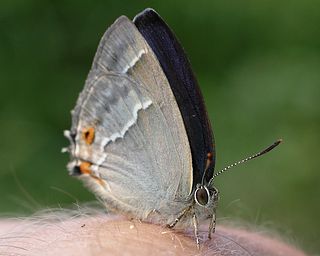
[63,8,281,246]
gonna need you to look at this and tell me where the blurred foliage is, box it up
[0,0,319,254]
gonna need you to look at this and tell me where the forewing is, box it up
[66,16,192,218]
[134,9,215,185]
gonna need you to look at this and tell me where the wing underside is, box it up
[66,16,193,220]
[134,9,215,185]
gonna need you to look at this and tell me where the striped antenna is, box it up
[209,139,282,185]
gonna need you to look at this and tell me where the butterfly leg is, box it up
[208,211,216,239]
[167,205,192,228]
[192,213,200,249]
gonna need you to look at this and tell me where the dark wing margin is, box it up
[133,8,215,186]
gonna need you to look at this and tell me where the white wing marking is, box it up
[122,49,146,74]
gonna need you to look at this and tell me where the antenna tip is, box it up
[276,139,283,144]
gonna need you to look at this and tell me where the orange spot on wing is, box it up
[82,127,95,145]
[205,152,214,170]
[78,162,105,186]
[79,162,92,174]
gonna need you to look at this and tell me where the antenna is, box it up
[209,139,282,185]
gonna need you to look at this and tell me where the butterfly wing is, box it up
[66,16,193,220]
[134,9,215,186]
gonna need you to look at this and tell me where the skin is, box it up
[0,214,307,256]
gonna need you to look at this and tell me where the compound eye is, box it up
[195,186,209,206]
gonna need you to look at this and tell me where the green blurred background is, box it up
[0,0,319,254]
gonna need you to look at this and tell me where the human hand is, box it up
[0,212,306,256]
